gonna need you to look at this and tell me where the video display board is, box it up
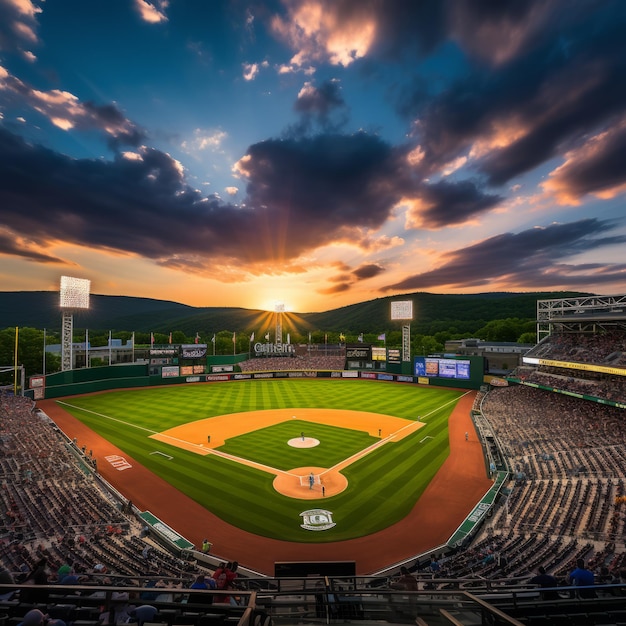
[414,357,471,380]
[371,346,386,361]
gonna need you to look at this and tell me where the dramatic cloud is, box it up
[351,263,384,280]
[447,1,560,66]
[399,1,626,195]
[542,119,626,204]
[0,0,41,58]
[1,1,625,305]
[405,180,503,229]
[0,68,144,147]
[0,128,403,276]
[270,0,377,68]
[0,228,66,263]
[290,79,348,134]
[386,220,626,292]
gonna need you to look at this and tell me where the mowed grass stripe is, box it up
[58,379,463,542]
[220,420,377,470]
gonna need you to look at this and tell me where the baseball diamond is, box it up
[39,379,492,575]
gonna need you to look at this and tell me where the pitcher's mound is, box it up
[288,437,319,448]
[273,466,348,500]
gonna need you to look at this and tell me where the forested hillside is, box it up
[0,290,588,335]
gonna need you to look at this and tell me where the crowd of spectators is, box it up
[528,331,626,366]
[518,330,626,403]
[0,393,220,601]
[454,384,626,583]
[237,354,346,372]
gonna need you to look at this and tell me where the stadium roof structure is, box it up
[537,293,626,340]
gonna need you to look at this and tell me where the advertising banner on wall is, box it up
[161,365,180,378]
[150,347,178,357]
[346,344,372,360]
[180,344,207,359]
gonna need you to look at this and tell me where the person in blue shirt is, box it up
[568,558,596,598]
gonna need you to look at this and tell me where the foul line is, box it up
[321,390,472,478]
[57,400,215,453]
[150,451,173,460]
[57,400,292,477]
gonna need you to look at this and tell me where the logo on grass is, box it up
[300,509,336,531]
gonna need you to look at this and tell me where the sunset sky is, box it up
[1,0,625,313]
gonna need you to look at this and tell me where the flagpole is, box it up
[109,330,112,365]
[43,328,46,375]
[86,329,89,368]
[13,326,19,396]
[132,331,135,362]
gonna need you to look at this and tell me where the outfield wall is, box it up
[38,360,485,398]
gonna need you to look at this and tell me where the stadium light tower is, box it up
[275,302,285,344]
[391,300,413,364]
[60,276,91,371]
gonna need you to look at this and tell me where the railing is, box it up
[4,580,626,626]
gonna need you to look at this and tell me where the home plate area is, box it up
[273,466,348,500]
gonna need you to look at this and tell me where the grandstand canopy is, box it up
[537,294,626,340]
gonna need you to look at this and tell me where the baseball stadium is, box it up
[2,293,626,625]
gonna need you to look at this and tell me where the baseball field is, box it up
[40,378,492,573]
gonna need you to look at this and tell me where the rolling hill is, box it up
[0,290,589,336]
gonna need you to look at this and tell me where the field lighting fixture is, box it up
[275,302,285,344]
[391,300,413,363]
[60,276,91,371]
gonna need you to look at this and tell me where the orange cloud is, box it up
[270,0,377,68]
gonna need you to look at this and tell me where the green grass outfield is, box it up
[57,379,464,543]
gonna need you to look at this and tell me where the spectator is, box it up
[390,567,418,591]
[529,566,560,600]
[189,573,214,605]
[569,558,596,598]
[129,605,159,626]
[20,558,50,604]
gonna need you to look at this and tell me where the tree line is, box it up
[0,317,536,385]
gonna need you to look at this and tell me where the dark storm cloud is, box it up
[82,102,146,148]
[544,121,626,201]
[236,133,406,247]
[355,0,446,60]
[294,80,345,119]
[352,263,384,280]
[415,180,502,228]
[396,1,626,191]
[290,80,348,135]
[0,127,405,268]
[321,263,385,296]
[385,219,626,292]
[0,230,65,263]
[447,0,561,64]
